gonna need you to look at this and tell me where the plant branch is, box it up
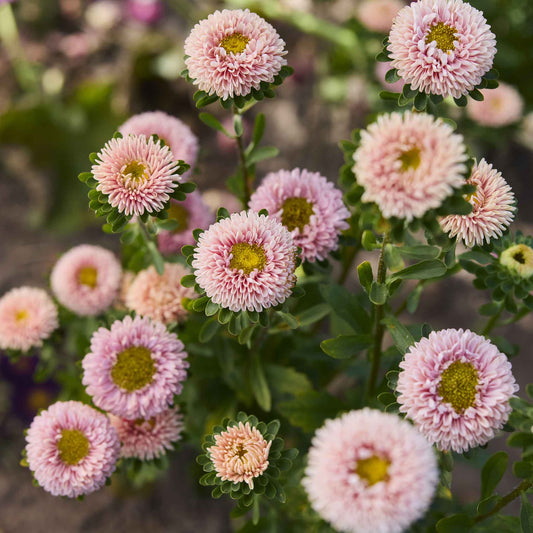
[481,305,503,337]
[474,480,533,524]
[233,106,252,208]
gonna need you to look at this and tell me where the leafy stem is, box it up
[481,305,504,337]
[233,106,253,208]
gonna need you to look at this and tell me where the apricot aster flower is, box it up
[357,0,403,33]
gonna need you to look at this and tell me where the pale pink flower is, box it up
[202,188,242,215]
[353,112,467,221]
[92,134,182,217]
[0,287,58,352]
[119,111,198,179]
[467,82,524,127]
[126,0,163,24]
[303,409,438,533]
[207,421,271,489]
[125,263,196,324]
[192,211,297,312]
[440,159,515,247]
[388,0,496,98]
[397,329,518,453]
[82,315,188,420]
[157,190,215,255]
[358,0,404,33]
[109,406,184,460]
[184,9,287,100]
[25,401,120,498]
[249,168,350,262]
[375,61,404,93]
[50,244,122,316]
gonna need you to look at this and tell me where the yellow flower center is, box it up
[398,147,421,171]
[220,32,249,54]
[426,22,458,53]
[500,244,533,279]
[281,197,314,232]
[438,361,478,413]
[355,455,390,486]
[77,266,98,288]
[229,243,267,276]
[135,417,156,428]
[15,309,28,322]
[123,161,147,183]
[57,429,90,465]
[234,442,248,459]
[167,203,189,234]
[111,346,156,392]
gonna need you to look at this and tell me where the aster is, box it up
[357,0,404,33]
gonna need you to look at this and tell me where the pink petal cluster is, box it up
[82,315,188,420]
[119,111,198,179]
[184,9,287,100]
[92,134,182,216]
[125,263,196,324]
[109,406,184,460]
[397,328,518,453]
[353,112,467,220]
[440,159,515,247]
[192,211,297,312]
[207,422,271,489]
[249,168,350,262]
[467,82,524,127]
[388,0,496,98]
[157,190,215,255]
[25,401,120,498]
[0,287,58,352]
[50,244,122,316]
[302,409,438,533]
[126,0,163,24]
[357,0,404,33]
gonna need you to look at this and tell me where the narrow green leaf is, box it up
[390,260,447,281]
[414,92,428,111]
[252,113,266,148]
[319,284,371,333]
[295,304,330,327]
[436,514,474,533]
[382,316,415,354]
[514,461,533,479]
[320,335,372,359]
[481,451,508,499]
[199,318,220,343]
[247,146,279,166]
[250,353,271,412]
[398,245,440,260]
[521,492,533,533]
[357,261,373,291]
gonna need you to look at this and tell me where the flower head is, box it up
[25,401,120,498]
[82,315,188,419]
[184,9,287,100]
[388,0,496,98]
[51,245,122,316]
[126,0,163,24]
[125,263,196,324]
[500,244,533,279]
[353,112,467,221]
[92,134,182,216]
[119,111,198,178]
[157,190,215,255]
[108,406,184,460]
[357,0,404,33]
[249,168,350,262]
[0,287,58,352]
[467,82,524,127]
[303,408,438,533]
[397,328,518,453]
[192,211,297,312]
[440,159,515,247]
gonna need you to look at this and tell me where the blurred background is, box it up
[0,0,532,531]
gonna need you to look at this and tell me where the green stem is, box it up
[337,243,361,285]
[481,306,503,337]
[474,480,532,524]
[233,106,252,208]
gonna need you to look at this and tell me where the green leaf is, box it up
[521,492,533,533]
[247,146,279,166]
[369,281,388,305]
[199,318,220,343]
[199,113,230,135]
[250,353,271,412]
[156,219,180,232]
[454,95,468,107]
[295,304,331,327]
[436,514,474,533]
[265,364,313,397]
[385,68,400,83]
[477,495,500,515]
[469,88,484,101]
[379,90,401,101]
[319,284,371,333]
[181,274,196,287]
[481,451,508,499]
[357,261,373,291]
[390,260,447,281]
[147,242,165,275]
[320,335,372,359]
[382,316,415,354]
[251,113,265,148]
[275,311,299,330]
[514,461,533,479]
[398,245,440,260]
[414,92,428,111]
[233,114,244,137]
[196,94,218,108]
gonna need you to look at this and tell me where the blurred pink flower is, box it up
[202,189,242,215]
[357,0,404,33]
[126,0,163,24]
[467,82,524,127]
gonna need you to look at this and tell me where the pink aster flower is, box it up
[440,159,515,247]
[202,188,242,215]
[157,190,215,255]
[184,9,287,100]
[249,168,350,262]
[0,287,58,352]
[92,134,182,217]
[192,211,297,312]
[25,401,120,498]
[207,421,271,489]
[125,263,196,324]
[82,315,188,420]
[303,409,438,533]
[119,111,198,179]
[353,112,467,221]
[467,82,524,128]
[108,406,184,460]
[126,0,163,24]
[357,0,404,33]
[388,0,496,99]
[51,244,122,316]
[397,328,518,453]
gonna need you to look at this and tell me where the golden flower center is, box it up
[135,417,156,428]
[111,346,156,392]
[398,147,421,171]
[230,243,267,275]
[77,266,98,288]
[233,442,248,459]
[281,197,314,232]
[500,244,533,279]
[426,22,458,52]
[167,203,189,234]
[438,361,478,413]
[57,429,90,465]
[15,309,28,322]
[123,161,147,183]
[220,32,249,54]
[355,455,390,486]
